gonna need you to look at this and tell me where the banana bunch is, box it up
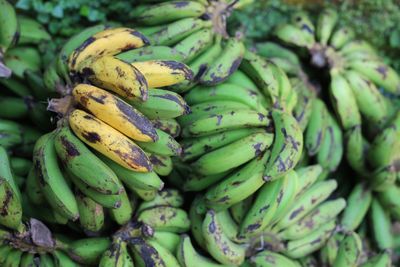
[182,164,345,266]
[274,9,400,175]
[254,42,344,179]
[128,0,247,93]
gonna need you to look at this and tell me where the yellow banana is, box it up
[131,60,193,88]
[68,27,149,71]
[69,109,152,172]
[72,84,158,142]
[82,56,148,101]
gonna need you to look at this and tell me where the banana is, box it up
[200,38,245,85]
[0,145,21,201]
[76,189,104,234]
[345,70,388,124]
[67,237,110,265]
[332,231,363,267]
[369,165,396,192]
[73,84,158,142]
[182,109,270,137]
[344,125,366,173]
[274,24,312,48]
[183,83,267,113]
[370,198,393,250]
[150,231,180,253]
[25,166,45,205]
[319,232,344,267]
[4,99,28,126]
[275,179,337,230]
[43,58,65,93]
[68,27,149,71]
[53,250,80,267]
[148,18,211,46]
[0,178,22,231]
[174,28,214,62]
[240,50,280,106]
[264,109,303,181]
[239,175,286,238]
[0,76,31,97]
[0,0,19,53]
[316,8,338,45]
[329,72,361,130]
[129,237,166,267]
[109,189,133,225]
[33,132,79,221]
[132,60,193,88]
[305,99,329,156]
[18,15,51,44]
[146,239,180,267]
[279,198,345,240]
[57,24,108,82]
[316,114,343,172]
[284,220,336,259]
[378,185,400,220]
[132,187,157,201]
[204,151,269,210]
[183,171,230,192]
[202,210,246,265]
[82,56,148,101]
[341,183,372,231]
[181,128,263,161]
[348,60,400,95]
[55,126,123,195]
[3,248,22,267]
[11,156,31,176]
[171,37,223,93]
[360,251,392,267]
[96,152,164,191]
[0,245,13,265]
[177,234,227,267]
[189,195,207,249]
[128,88,190,120]
[19,253,36,267]
[69,109,152,172]
[67,171,122,208]
[254,41,301,71]
[137,129,181,156]
[138,206,190,233]
[149,153,173,176]
[329,26,355,49]
[191,132,273,175]
[291,11,315,46]
[137,188,183,213]
[133,1,205,25]
[152,119,181,138]
[3,46,42,78]
[268,170,299,226]
[250,250,301,267]
[40,253,56,267]
[116,45,185,62]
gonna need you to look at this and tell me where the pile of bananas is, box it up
[0,0,400,266]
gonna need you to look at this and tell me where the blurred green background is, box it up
[13,0,400,71]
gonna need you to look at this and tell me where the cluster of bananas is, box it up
[130,0,248,93]
[274,9,400,180]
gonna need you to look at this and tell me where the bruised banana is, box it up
[72,83,158,142]
[68,27,149,71]
[69,109,152,172]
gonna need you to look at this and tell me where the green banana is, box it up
[129,237,166,267]
[275,179,337,230]
[54,126,123,195]
[200,38,245,85]
[99,238,127,267]
[53,250,79,267]
[182,109,270,137]
[332,231,363,267]
[149,153,173,176]
[67,237,110,265]
[109,189,133,225]
[202,210,246,265]
[138,206,190,233]
[344,126,366,173]
[132,1,206,25]
[148,18,211,46]
[3,46,41,79]
[284,220,336,259]
[18,15,51,44]
[341,183,372,231]
[150,231,180,253]
[3,248,23,267]
[291,11,315,47]
[316,8,338,45]
[330,26,355,49]
[378,185,400,220]
[137,129,181,156]
[293,165,321,200]
[360,251,392,267]
[370,198,393,250]
[204,151,269,210]
[137,188,183,212]
[174,28,213,62]
[279,198,345,240]
[152,118,181,138]
[76,190,105,233]
[0,0,19,53]
[128,88,190,120]
[264,109,303,181]
[250,250,301,267]
[116,45,185,62]
[0,97,29,119]
[305,99,329,156]
[274,24,312,48]
[191,132,273,175]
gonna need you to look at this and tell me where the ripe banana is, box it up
[69,109,152,172]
